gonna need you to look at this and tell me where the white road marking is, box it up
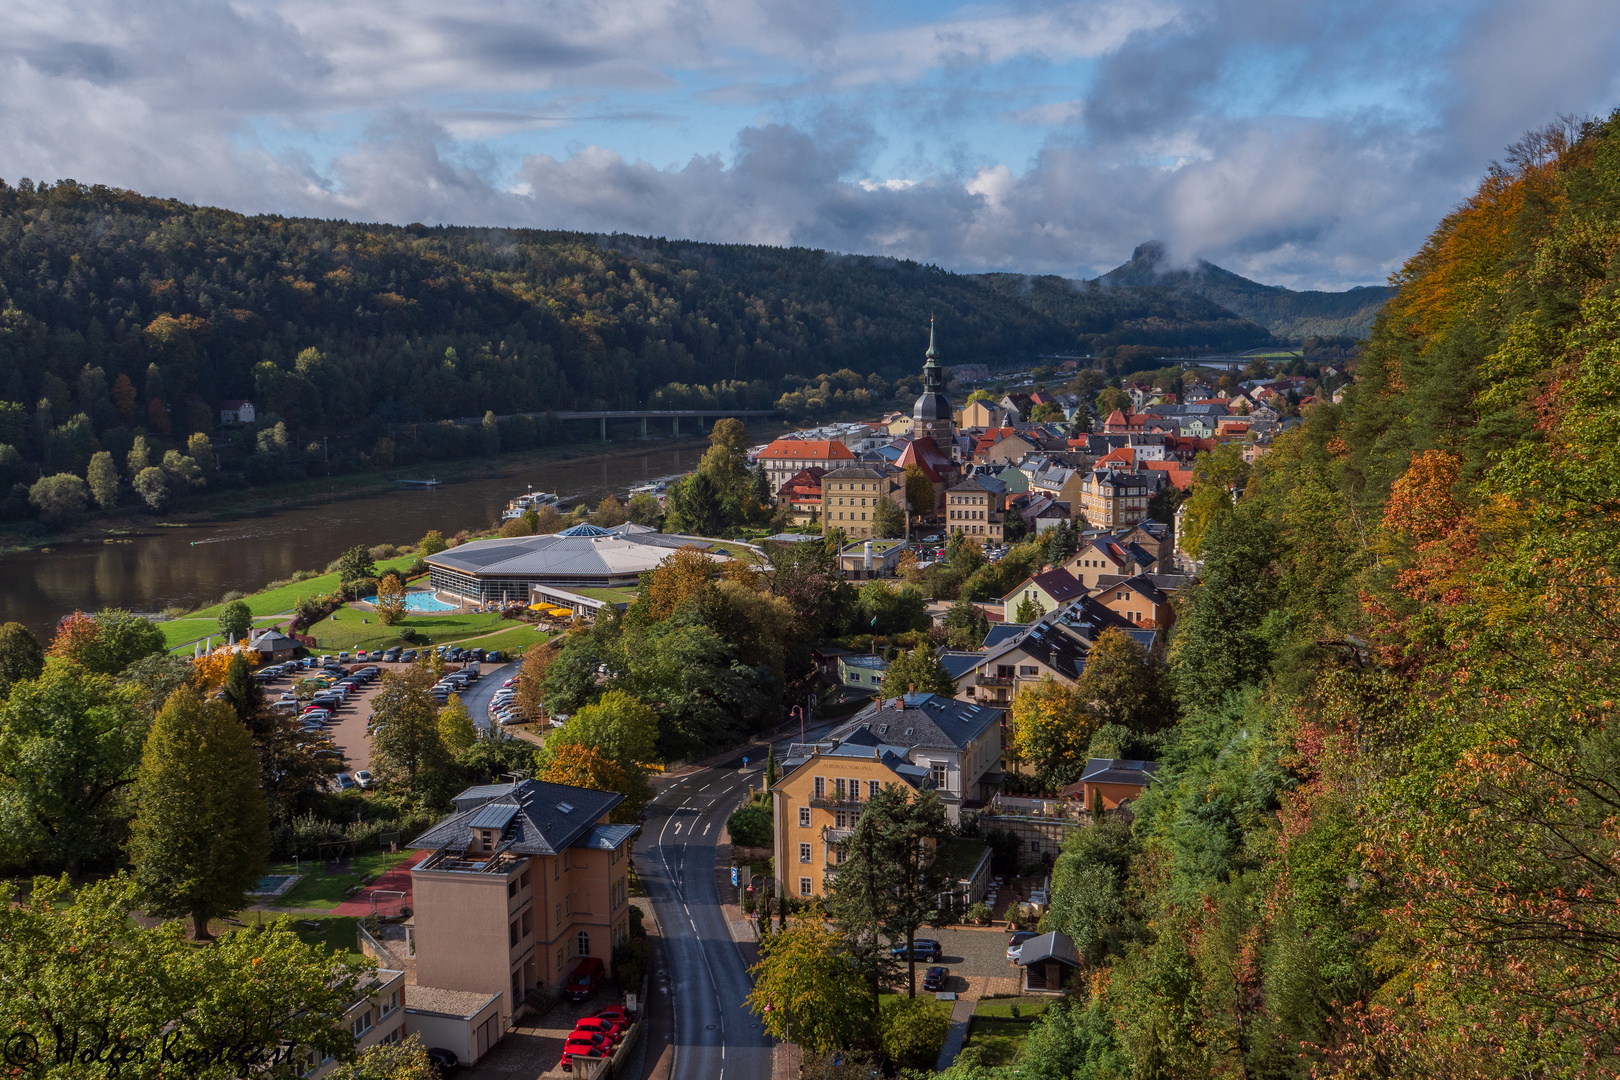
[702,822,711,836]
[674,823,682,835]
[698,783,710,791]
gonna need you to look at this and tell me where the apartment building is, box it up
[1078,469,1152,528]
[302,969,408,1078]
[945,473,1008,542]
[407,780,639,1032]
[828,693,1005,817]
[822,463,905,537]
[758,438,857,495]
[955,597,1139,707]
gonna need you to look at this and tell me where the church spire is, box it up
[926,313,938,360]
[922,314,943,393]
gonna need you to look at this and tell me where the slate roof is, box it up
[410,779,625,856]
[939,651,983,681]
[836,692,1004,752]
[1015,930,1079,968]
[981,623,1031,649]
[425,523,729,581]
[778,739,933,789]
[1001,568,1086,607]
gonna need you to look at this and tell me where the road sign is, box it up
[731,866,739,886]
[742,756,749,768]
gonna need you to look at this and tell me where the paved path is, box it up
[936,995,978,1070]
[638,757,776,1080]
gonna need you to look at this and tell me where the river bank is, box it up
[0,425,788,555]
[0,427,790,639]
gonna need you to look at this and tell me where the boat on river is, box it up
[502,489,561,519]
[628,474,684,497]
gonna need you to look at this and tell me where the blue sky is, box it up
[4,0,1620,288]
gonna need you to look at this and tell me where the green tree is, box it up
[872,495,906,538]
[943,600,989,650]
[161,449,202,490]
[627,491,662,526]
[369,669,456,802]
[187,431,215,471]
[880,996,953,1070]
[130,686,270,940]
[481,409,501,453]
[1006,676,1091,788]
[28,472,89,526]
[748,908,875,1055]
[1074,628,1171,734]
[87,449,119,509]
[0,660,146,874]
[218,599,254,642]
[220,651,269,735]
[337,544,378,596]
[1095,386,1129,416]
[0,622,45,700]
[666,471,726,536]
[903,465,936,517]
[1014,592,1046,623]
[77,609,166,675]
[418,529,448,556]
[438,693,478,754]
[133,464,170,510]
[126,433,151,474]
[883,644,956,697]
[326,1034,440,1080]
[1044,518,1078,564]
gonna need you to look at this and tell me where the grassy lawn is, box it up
[162,615,283,652]
[187,555,420,619]
[284,914,364,958]
[266,851,401,910]
[304,609,508,651]
[457,624,554,655]
[965,998,1051,1065]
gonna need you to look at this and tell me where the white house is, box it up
[220,399,256,425]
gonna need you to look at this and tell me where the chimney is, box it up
[864,540,873,571]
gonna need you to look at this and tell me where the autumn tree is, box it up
[87,450,119,509]
[645,545,719,618]
[48,609,164,676]
[540,745,648,823]
[375,572,408,625]
[1075,628,1171,735]
[437,692,478,754]
[418,530,448,556]
[1006,676,1092,788]
[29,472,89,525]
[369,669,456,802]
[748,907,875,1055]
[129,686,269,940]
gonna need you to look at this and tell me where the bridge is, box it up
[453,408,780,441]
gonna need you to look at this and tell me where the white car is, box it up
[353,770,373,789]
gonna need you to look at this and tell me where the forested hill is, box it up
[1096,239,1397,339]
[0,181,1269,451]
[1005,114,1620,1079]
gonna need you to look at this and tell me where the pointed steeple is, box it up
[921,314,943,395]
[925,314,938,360]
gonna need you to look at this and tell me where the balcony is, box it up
[809,797,866,811]
[975,675,1014,688]
[822,828,852,843]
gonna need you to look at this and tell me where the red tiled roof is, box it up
[760,439,856,462]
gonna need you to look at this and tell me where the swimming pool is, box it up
[363,591,460,613]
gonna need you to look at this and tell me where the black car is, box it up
[424,1047,460,1076]
[486,650,503,662]
[922,966,949,992]
[469,648,486,662]
[890,939,942,961]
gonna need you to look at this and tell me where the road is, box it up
[639,757,775,1080]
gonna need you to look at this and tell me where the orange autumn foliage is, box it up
[46,611,101,666]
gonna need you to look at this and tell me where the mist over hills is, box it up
[1096,240,1396,340]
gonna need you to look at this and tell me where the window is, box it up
[379,1028,401,1048]
[930,762,948,787]
[800,877,813,897]
[834,810,848,829]
[800,843,812,863]
[351,1009,374,1038]
[814,776,825,798]
[868,780,880,798]
[521,910,533,938]
[555,902,561,926]
[481,831,494,852]
[1019,665,1038,676]
[557,947,565,972]
[520,870,531,888]
[509,920,519,946]
[577,931,591,957]
[847,779,860,800]
[834,778,846,800]
[835,847,847,864]
[799,807,811,827]
[380,990,400,1018]
[508,879,518,898]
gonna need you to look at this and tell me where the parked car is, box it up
[382,648,401,662]
[424,1047,460,1076]
[564,957,604,1000]
[469,648,487,662]
[334,773,357,791]
[338,652,350,662]
[486,651,504,662]
[588,1008,629,1033]
[502,677,518,688]
[570,1020,619,1048]
[1007,931,1039,960]
[558,1043,606,1073]
[355,650,368,661]
[923,966,949,992]
[563,1030,613,1053]
[891,940,942,961]
[401,649,418,661]
[353,770,373,789]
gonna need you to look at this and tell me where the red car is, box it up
[559,1043,607,1073]
[564,957,604,1001]
[572,1018,620,1043]
[589,1007,629,1031]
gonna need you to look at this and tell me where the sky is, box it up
[3,0,1619,289]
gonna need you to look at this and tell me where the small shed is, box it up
[250,629,299,661]
[1062,758,1161,812]
[1014,930,1079,994]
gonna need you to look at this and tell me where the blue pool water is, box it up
[363,591,459,613]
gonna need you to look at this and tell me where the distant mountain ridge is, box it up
[1094,241,1396,340]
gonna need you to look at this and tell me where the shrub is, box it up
[966,901,992,925]
[161,605,188,619]
[727,797,773,847]
[879,996,951,1070]
[370,544,399,560]
[611,938,651,991]
[221,590,247,603]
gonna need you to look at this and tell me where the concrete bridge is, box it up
[456,408,780,441]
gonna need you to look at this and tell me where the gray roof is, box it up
[836,692,1004,752]
[578,824,640,851]
[982,623,1031,649]
[1015,930,1079,968]
[825,463,901,480]
[1078,758,1161,786]
[424,523,734,581]
[939,652,982,680]
[410,779,624,856]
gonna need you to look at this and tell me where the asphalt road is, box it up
[640,758,775,1080]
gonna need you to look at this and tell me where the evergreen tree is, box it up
[220,652,270,736]
[0,622,44,700]
[1044,518,1078,565]
[883,644,956,697]
[871,495,906,538]
[129,687,269,940]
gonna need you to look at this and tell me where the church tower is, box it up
[911,316,955,449]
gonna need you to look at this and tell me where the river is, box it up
[0,441,711,639]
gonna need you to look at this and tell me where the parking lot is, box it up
[885,927,1027,993]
